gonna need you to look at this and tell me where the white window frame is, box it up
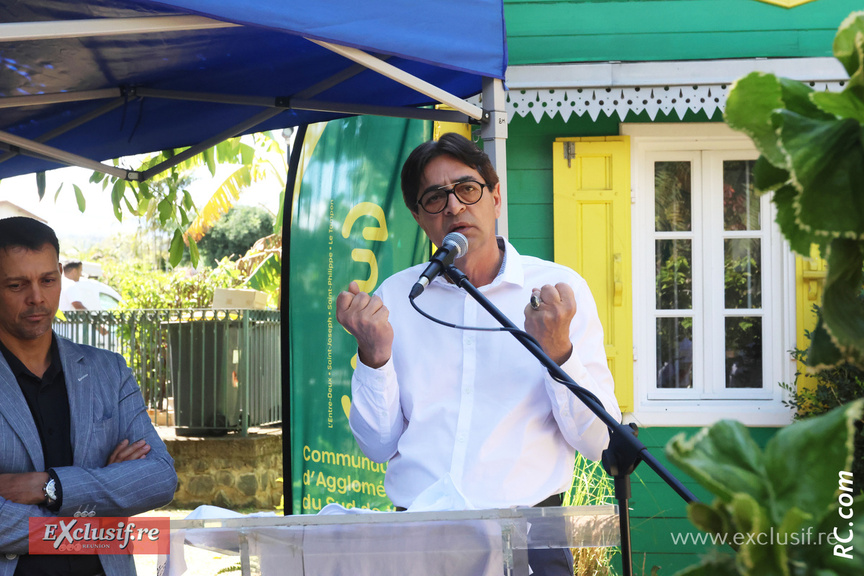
[622,123,795,427]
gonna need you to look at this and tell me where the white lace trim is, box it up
[506,81,847,122]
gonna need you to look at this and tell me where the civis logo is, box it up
[28,517,170,555]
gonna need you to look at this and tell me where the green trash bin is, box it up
[166,319,241,436]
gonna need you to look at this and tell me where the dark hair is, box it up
[401,133,499,213]
[63,260,82,273]
[0,216,60,257]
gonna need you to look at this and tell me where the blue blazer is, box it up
[0,335,177,576]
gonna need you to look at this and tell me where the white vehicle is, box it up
[68,278,123,310]
[88,278,123,310]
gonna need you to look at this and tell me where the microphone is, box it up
[409,232,469,299]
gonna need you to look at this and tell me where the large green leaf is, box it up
[822,240,864,352]
[752,156,789,193]
[666,421,768,503]
[833,11,864,78]
[730,494,788,576]
[790,496,864,576]
[777,77,832,122]
[725,73,787,167]
[779,113,864,237]
[775,506,812,545]
[772,184,815,256]
[688,501,733,543]
[763,399,863,525]
[672,553,740,576]
[811,90,864,123]
[807,311,846,369]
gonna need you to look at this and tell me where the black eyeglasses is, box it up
[417,180,487,214]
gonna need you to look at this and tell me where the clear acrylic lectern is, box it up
[163,505,619,576]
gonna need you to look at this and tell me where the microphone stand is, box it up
[439,265,699,576]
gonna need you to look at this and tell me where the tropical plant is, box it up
[102,257,243,310]
[781,308,864,495]
[193,205,274,267]
[237,233,282,309]
[186,130,289,241]
[666,400,864,576]
[80,131,287,268]
[724,11,864,369]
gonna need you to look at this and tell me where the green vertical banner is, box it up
[289,115,431,513]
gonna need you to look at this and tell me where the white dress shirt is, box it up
[349,239,621,510]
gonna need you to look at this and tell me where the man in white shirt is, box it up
[58,260,82,311]
[336,133,621,575]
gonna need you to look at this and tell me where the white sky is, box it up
[0,164,283,251]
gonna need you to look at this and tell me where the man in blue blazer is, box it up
[0,217,177,576]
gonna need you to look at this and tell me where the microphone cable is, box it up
[408,293,544,346]
[409,294,605,408]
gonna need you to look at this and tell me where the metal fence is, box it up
[53,309,281,436]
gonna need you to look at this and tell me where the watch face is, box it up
[45,479,57,501]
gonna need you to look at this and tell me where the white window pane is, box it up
[724,238,761,309]
[723,160,759,231]
[656,317,693,389]
[656,239,693,310]
[655,161,692,231]
[725,317,762,389]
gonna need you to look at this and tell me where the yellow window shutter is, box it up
[553,137,633,412]
[795,245,826,392]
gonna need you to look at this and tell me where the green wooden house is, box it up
[493,0,857,573]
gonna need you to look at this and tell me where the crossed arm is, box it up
[0,438,151,505]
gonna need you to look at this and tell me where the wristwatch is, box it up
[43,477,58,507]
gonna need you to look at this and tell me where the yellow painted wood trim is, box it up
[553,136,634,412]
[795,244,826,390]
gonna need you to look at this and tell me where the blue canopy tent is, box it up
[0,0,508,515]
[0,0,506,180]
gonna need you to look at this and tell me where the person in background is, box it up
[0,216,177,576]
[58,260,82,311]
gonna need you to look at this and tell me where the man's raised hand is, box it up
[523,283,577,365]
[335,281,394,369]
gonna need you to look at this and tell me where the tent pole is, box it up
[0,15,238,42]
[0,98,126,165]
[138,109,284,181]
[137,87,473,123]
[0,129,134,180]
[481,78,509,239]
[281,123,308,516]
[309,38,484,121]
[0,88,121,109]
